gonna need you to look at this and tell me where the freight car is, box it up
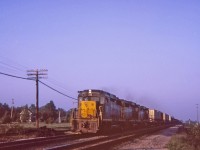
[149,109,163,123]
[72,89,177,133]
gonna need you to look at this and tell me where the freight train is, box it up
[71,89,180,133]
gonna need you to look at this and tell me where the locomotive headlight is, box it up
[88,89,92,96]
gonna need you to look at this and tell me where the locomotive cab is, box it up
[72,90,103,133]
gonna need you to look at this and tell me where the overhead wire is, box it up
[0,71,77,100]
[0,57,71,92]
[0,56,77,100]
[0,57,74,94]
[39,80,77,100]
[0,61,25,72]
[0,58,28,78]
[0,55,29,70]
[46,77,74,93]
[0,71,33,80]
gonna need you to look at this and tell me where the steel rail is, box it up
[0,134,92,150]
[45,125,172,150]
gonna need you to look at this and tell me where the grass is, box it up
[19,122,71,129]
[0,122,72,135]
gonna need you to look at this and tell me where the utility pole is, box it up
[197,104,199,125]
[11,98,14,119]
[27,69,48,129]
[58,111,61,123]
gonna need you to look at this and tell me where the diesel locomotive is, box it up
[71,89,177,133]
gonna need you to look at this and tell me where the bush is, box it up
[167,135,195,150]
[36,126,56,137]
[0,123,24,135]
[1,111,11,124]
[187,125,200,148]
[167,125,200,150]
[45,117,54,124]
[6,124,24,135]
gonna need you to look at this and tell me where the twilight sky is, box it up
[0,0,200,121]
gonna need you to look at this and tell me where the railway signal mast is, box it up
[27,69,48,129]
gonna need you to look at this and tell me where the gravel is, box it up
[112,126,179,150]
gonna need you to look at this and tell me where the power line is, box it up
[0,55,29,70]
[46,77,74,93]
[0,71,33,80]
[0,58,28,77]
[39,80,77,100]
[0,65,25,77]
[0,61,25,72]
[0,71,77,100]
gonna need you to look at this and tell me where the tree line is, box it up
[0,100,71,124]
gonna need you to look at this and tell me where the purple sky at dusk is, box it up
[0,0,200,121]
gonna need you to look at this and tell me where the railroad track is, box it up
[0,125,172,150]
[45,125,172,150]
[0,133,94,150]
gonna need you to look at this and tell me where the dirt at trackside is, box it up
[0,127,61,143]
[112,126,180,150]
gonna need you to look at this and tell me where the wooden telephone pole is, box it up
[27,69,48,129]
[11,98,14,119]
[197,104,199,125]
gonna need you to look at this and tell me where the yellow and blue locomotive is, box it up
[71,89,149,133]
